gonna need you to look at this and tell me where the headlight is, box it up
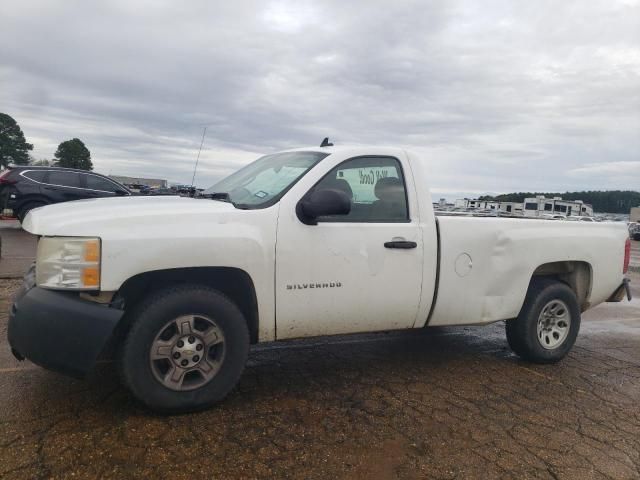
[36,237,101,290]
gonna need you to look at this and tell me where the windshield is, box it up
[205,151,328,208]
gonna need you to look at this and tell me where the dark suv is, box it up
[0,165,131,222]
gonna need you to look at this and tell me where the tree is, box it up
[0,113,33,167]
[54,138,93,170]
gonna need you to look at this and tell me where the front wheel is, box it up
[506,279,581,363]
[119,285,249,413]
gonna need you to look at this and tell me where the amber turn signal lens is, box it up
[82,267,100,287]
[84,240,100,262]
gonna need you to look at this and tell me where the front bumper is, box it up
[7,273,124,377]
[606,278,632,302]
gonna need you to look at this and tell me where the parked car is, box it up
[169,184,207,197]
[8,145,632,413]
[0,165,130,222]
[148,187,178,196]
[124,183,152,195]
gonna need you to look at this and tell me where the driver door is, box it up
[275,154,424,339]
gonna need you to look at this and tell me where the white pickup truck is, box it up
[8,145,632,412]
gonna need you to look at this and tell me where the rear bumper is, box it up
[7,278,124,377]
[606,278,632,302]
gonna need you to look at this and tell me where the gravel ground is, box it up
[1,272,639,480]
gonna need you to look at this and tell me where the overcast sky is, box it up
[1,0,639,198]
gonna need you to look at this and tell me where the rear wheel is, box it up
[17,201,47,223]
[119,285,249,413]
[506,279,581,363]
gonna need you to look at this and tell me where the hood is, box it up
[22,196,238,236]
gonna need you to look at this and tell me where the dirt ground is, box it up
[1,230,639,479]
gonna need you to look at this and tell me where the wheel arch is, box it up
[529,260,593,311]
[114,267,259,344]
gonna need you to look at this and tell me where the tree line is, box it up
[0,112,93,170]
[479,191,640,214]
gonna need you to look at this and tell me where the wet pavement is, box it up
[0,227,639,479]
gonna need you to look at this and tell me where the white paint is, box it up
[24,195,279,341]
[23,146,629,342]
[274,148,427,338]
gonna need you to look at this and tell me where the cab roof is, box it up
[278,145,411,158]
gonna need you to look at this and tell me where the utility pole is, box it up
[191,126,207,187]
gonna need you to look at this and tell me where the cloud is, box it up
[1,0,639,196]
[570,161,640,175]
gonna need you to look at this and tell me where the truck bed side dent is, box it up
[426,217,627,327]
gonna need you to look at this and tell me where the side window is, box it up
[85,174,120,192]
[48,171,82,188]
[312,156,409,222]
[23,170,46,182]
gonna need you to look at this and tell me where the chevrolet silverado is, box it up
[8,145,632,412]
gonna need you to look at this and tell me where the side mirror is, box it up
[115,189,128,196]
[296,188,351,225]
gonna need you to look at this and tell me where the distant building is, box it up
[497,202,523,215]
[455,198,484,209]
[631,207,640,223]
[454,196,593,217]
[109,175,168,188]
[523,196,593,217]
[433,198,456,210]
[454,198,502,211]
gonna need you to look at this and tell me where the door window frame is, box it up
[299,155,411,224]
[19,169,127,194]
[80,172,128,194]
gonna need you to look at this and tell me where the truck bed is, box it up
[426,216,628,327]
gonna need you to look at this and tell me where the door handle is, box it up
[384,240,417,249]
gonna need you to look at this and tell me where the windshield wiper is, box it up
[209,192,232,202]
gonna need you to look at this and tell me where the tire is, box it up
[506,279,581,364]
[119,285,249,413]
[17,201,47,223]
